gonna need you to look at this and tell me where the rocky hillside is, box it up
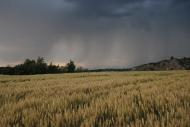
[131,57,190,71]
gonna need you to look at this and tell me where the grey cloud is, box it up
[0,0,190,68]
[63,0,142,17]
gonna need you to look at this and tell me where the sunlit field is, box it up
[0,71,190,127]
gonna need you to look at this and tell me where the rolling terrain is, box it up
[131,57,190,71]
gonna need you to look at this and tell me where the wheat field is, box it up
[0,71,189,127]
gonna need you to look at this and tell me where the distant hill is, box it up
[130,57,190,71]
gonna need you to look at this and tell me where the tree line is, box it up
[0,57,83,75]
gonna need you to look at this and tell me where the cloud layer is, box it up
[0,0,190,68]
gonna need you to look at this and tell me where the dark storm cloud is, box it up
[172,0,190,5]
[62,0,142,17]
[0,0,190,68]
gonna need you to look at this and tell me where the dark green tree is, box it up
[66,60,76,73]
[36,57,47,74]
[48,62,60,73]
[23,59,36,74]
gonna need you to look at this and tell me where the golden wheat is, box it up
[0,71,190,127]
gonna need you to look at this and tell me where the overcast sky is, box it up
[0,0,190,68]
